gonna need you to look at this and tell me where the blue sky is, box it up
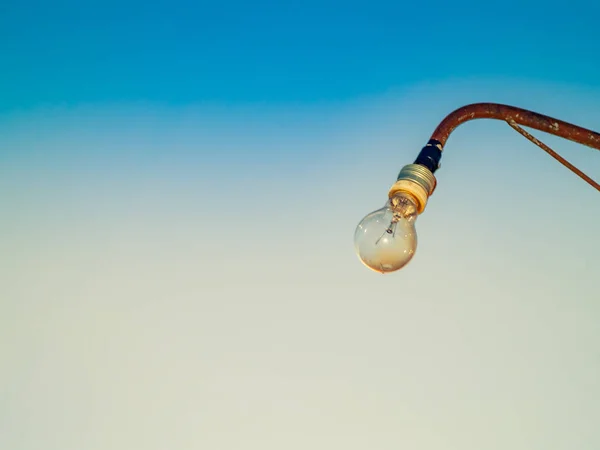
[1,0,600,110]
[1,2,600,450]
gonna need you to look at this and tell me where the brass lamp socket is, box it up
[388,164,437,214]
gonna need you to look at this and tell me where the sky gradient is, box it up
[1,2,600,450]
[2,0,600,110]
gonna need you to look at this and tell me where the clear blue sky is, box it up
[2,2,600,450]
[1,0,599,111]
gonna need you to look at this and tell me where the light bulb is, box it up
[354,192,419,273]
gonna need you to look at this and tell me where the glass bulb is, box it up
[354,193,419,273]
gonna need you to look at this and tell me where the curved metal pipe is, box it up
[430,102,600,151]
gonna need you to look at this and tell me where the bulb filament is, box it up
[375,220,397,244]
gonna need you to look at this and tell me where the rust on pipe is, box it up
[430,102,600,151]
[506,119,600,191]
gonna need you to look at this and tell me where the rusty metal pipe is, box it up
[401,102,600,199]
[430,102,600,150]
